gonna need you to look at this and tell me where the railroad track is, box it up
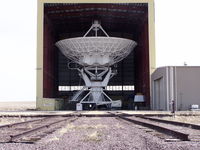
[0,114,79,143]
[110,112,200,142]
[137,115,200,130]
[1,111,200,143]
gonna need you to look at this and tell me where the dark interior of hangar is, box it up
[43,3,150,109]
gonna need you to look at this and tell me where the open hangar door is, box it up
[37,2,155,110]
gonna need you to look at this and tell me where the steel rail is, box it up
[110,113,189,141]
[0,111,80,124]
[0,117,51,129]
[137,116,200,130]
[9,117,78,142]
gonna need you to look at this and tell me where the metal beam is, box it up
[44,3,148,13]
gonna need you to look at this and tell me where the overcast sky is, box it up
[0,0,199,101]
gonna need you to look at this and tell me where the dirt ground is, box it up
[0,101,36,111]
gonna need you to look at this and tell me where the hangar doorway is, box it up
[37,2,156,110]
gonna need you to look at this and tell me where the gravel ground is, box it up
[160,116,200,125]
[0,117,34,126]
[0,117,200,150]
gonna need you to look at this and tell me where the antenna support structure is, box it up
[56,20,137,109]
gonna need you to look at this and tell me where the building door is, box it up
[153,77,165,110]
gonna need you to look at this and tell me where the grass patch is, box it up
[84,131,102,142]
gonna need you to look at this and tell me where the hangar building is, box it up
[36,0,156,110]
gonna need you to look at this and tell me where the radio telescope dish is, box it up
[55,20,137,109]
[56,37,136,66]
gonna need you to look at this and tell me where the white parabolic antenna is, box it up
[56,20,137,109]
[56,37,135,66]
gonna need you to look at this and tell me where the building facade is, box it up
[37,0,156,110]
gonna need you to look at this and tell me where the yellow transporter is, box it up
[37,0,156,110]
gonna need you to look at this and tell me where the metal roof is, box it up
[44,3,147,25]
